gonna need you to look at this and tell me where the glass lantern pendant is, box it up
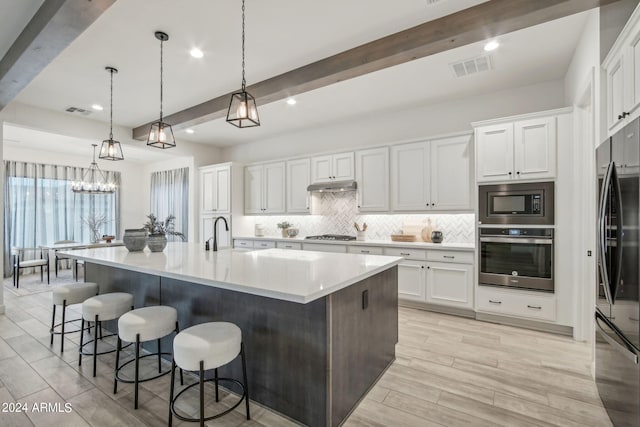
[147,31,176,148]
[99,66,124,160]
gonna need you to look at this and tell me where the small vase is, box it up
[431,231,444,244]
[123,228,147,252]
[147,234,168,252]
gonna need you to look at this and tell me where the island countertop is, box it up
[60,242,402,304]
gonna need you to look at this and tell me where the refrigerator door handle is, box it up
[598,162,614,305]
[610,164,624,303]
[596,311,638,364]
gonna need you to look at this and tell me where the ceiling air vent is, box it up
[65,107,92,116]
[450,55,492,78]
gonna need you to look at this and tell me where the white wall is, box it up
[221,79,567,164]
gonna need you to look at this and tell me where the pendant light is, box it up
[226,0,260,128]
[99,66,124,160]
[147,31,176,149]
[71,144,116,194]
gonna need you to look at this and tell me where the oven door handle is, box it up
[479,237,553,244]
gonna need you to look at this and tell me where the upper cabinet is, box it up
[355,147,389,212]
[475,115,556,183]
[311,152,354,183]
[244,162,286,214]
[603,4,640,136]
[200,164,230,214]
[286,158,311,213]
[390,134,472,211]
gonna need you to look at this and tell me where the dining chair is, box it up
[54,240,77,277]
[12,247,50,288]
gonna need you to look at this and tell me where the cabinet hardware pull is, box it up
[427,266,430,269]
[285,245,292,248]
[508,172,512,175]
[489,300,501,304]
[431,203,435,206]
[443,255,455,259]
[400,252,410,256]
[527,305,542,310]
[361,250,370,254]
[421,266,425,269]
[516,171,520,175]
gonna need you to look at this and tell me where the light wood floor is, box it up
[0,275,613,426]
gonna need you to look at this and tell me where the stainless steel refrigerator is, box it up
[596,117,640,427]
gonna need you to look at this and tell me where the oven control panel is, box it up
[479,228,553,238]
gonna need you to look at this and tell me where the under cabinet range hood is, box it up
[307,180,357,192]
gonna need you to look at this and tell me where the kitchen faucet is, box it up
[206,216,229,251]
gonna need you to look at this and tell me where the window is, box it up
[150,167,189,241]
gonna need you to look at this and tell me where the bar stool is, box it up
[169,322,250,426]
[79,292,133,377]
[114,306,182,409]
[50,281,98,353]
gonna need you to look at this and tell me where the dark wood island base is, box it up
[86,262,398,427]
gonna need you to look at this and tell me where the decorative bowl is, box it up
[102,235,115,243]
[286,228,299,238]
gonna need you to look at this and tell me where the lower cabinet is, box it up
[476,286,556,322]
[303,243,347,253]
[397,260,427,302]
[426,262,473,309]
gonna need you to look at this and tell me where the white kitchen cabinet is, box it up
[200,164,230,214]
[391,135,472,211]
[475,116,556,182]
[286,158,310,213]
[397,260,427,302]
[311,152,354,183]
[276,241,302,250]
[253,240,276,250]
[425,262,473,309]
[347,246,384,255]
[603,4,640,135]
[355,147,389,212]
[303,243,347,253]
[244,162,285,214]
[476,286,556,322]
[234,239,254,249]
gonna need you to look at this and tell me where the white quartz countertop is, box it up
[59,243,402,304]
[233,235,475,251]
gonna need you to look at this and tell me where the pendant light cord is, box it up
[109,69,114,139]
[241,0,246,91]
[160,37,164,122]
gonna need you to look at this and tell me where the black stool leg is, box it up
[114,337,121,394]
[157,338,162,373]
[215,368,219,402]
[46,263,49,284]
[175,322,184,386]
[60,301,66,353]
[241,342,250,420]
[199,360,205,427]
[40,265,43,282]
[50,304,56,346]
[92,314,99,377]
[134,333,140,409]
[168,358,176,427]
[78,318,84,367]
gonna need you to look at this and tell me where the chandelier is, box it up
[71,144,116,194]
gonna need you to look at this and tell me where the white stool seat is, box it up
[118,306,177,342]
[82,292,133,321]
[174,322,241,371]
[19,259,48,267]
[52,282,98,306]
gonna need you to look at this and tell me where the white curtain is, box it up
[150,167,189,241]
[4,161,120,276]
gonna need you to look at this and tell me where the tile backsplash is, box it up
[244,192,475,243]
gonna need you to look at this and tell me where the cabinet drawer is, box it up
[303,243,347,253]
[276,241,302,250]
[254,240,276,249]
[234,239,254,249]
[348,246,383,255]
[427,250,473,264]
[477,286,556,322]
[383,247,427,260]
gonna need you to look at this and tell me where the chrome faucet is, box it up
[207,216,229,251]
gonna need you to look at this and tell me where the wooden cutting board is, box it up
[401,224,425,241]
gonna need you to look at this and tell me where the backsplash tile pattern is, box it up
[246,192,475,243]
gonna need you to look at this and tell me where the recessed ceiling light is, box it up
[286,98,297,105]
[92,104,103,111]
[185,128,195,134]
[484,40,499,52]
[190,48,203,58]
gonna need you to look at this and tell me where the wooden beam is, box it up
[0,0,117,111]
[133,0,617,139]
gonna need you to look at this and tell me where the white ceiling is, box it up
[6,0,588,150]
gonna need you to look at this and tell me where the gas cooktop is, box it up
[304,234,356,241]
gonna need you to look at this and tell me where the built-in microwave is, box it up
[478,181,554,225]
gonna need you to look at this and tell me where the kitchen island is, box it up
[60,243,401,427]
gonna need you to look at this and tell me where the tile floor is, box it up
[0,272,613,426]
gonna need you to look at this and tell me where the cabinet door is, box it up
[214,165,231,214]
[244,165,263,214]
[355,147,389,212]
[263,162,286,214]
[513,117,556,180]
[628,30,640,118]
[607,55,626,133]
[200,169,216,213]
[430,135,472,210]
[332,152,355,180]
[286,159,310,213]
[397,260,426,302]
[311,155,333,182]
[426,262,473,309]
[475,124,514,182]
[201,215,230,248]
[390,141,429,211]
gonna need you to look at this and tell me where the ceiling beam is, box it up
[0,0,117,111]
[132,0,617,140]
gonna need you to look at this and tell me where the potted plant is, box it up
[277,221,292,238]
[143,214,185,252]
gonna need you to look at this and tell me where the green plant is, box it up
[277,221,292,229]
[144,214,185,240]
